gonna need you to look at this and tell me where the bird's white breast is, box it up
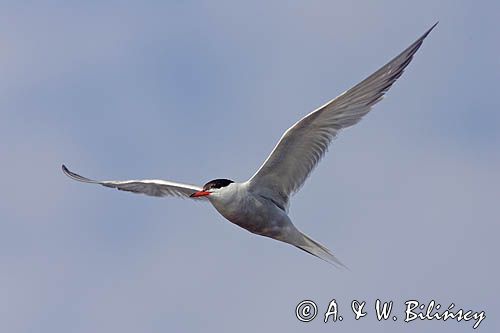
[208,182,292,237]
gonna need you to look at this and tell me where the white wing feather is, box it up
[62,165,208,200]
[248,23,437,210]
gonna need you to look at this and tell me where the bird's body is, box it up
[210,182,295,242]
[210,182,340,265]
[62,24,437,267]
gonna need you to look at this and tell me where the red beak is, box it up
[190,190,211,198]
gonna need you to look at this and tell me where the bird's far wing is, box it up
[62,165,208,200]
[247,23,437,210]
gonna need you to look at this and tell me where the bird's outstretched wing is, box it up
[247,23,437,210]
[62,165,208,200]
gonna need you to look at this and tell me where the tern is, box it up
[63,23,436,267]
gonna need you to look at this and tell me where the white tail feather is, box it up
[296,233,348,269]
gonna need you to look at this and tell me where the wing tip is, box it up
[61,164,95,183]
[61,163,72,178]
[61,164,69,173]
[419,21,439,42]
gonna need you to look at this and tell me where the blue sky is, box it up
[1,1,499,332]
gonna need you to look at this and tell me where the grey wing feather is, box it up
[248,23,437,210]
[62,165,207,200]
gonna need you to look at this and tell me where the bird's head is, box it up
[190,179,234,198]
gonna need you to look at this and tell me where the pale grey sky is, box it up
[1,1,499,332]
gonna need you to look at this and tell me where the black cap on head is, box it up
[203,179,234,191]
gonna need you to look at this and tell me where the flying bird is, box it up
[62,23,437,267]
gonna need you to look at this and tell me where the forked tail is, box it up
[296,233,348,269]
